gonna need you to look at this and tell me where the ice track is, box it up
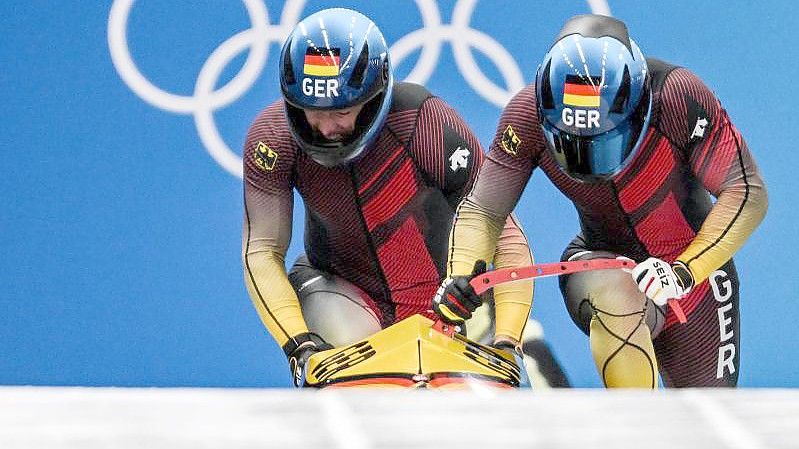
[2,387,797,449]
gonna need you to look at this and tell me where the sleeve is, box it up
[490,213,535,342]
[242,111,308,349]
[661,69,768,285]
[413,95,538,342]
[445,86,544,341]
[447,86,541,278]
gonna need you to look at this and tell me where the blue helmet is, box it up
[279,8,393,167]
[536,15,652,181]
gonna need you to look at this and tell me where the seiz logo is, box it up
[302,78,339,98]
[562,108,600,129]
[654,260,671,287]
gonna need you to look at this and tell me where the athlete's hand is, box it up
[432,260,487,324]
[632,257,694,306]
[284,333,334,388]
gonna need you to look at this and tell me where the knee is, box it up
[290,258,381,347]
[295,274,382,347]
[564,251,645,312]
[561,250,665,336]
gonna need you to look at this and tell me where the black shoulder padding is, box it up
[390,82,433,112]
[646,58,680,95]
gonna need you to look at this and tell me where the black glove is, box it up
[282,332,333,388]
[432,260,487,324]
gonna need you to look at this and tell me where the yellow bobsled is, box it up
[304,258,644,389]
[304,315,524,389]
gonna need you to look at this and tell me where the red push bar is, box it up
[469,258,688,324]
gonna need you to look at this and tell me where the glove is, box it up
[283,332,333,388]
[432,260,487,325]
[632,257,694,306]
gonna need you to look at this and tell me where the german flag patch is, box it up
[562,74,602,108]
[303,47,340,77]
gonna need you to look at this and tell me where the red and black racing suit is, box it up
[447,59,767,386]
[243,83,533,352]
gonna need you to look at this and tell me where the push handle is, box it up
[469,258,688,324]
[469,258,633,295]
[432,258,688,337]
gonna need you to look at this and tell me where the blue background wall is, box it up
[2,0,796,387]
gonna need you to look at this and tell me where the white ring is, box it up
[108,0,272,113]
[109,0,611,178]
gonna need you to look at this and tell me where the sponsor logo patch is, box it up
[253,141,278,172]
[686,96,712,144]
[691,117,708,139]
[449,146,470,172]
[500,124,521,156]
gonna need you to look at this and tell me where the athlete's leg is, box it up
[560,239,665,388]
[519,318,571,388]
[654,260,740,387]
[469,293,571,388]
[288,255,382,347]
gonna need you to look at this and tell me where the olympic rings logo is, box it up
[108,0,610,178]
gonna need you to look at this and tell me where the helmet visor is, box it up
[543,119,635,178]
[542,92,651,180]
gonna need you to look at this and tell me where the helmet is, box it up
[279,8,393,167]
[536,15,652,181]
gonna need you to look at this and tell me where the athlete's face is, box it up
[304,104,364,142]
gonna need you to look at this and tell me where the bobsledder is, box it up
[303,258,684,389]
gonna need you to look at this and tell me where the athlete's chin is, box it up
[313,132,352,145]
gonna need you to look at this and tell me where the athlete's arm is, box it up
[664,69,768,286]
[242,109,309,349]
[446,87,541,340]
[415,94,536,341]
[491,213,535,344]
[444,128,535,343]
